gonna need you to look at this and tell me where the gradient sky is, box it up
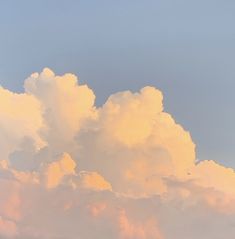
[1,0,235,167]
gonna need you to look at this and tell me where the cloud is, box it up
[24,68,96,151]
[0,68,234,238]
[118,209,163,239]
[0,86,44,160]
[0,217,18,238]
[42,153,76,189]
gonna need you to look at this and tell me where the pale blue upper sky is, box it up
[1,0,235,167]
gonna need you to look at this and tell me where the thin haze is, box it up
[1,0,235,167]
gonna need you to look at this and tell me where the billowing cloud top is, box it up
[0,68,234,238]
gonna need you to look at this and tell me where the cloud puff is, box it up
[0,87,44,160]
[24,68,96,151]
[42,153,76,189]
[0,68,235,238]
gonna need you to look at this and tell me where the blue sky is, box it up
[1,0,235,167]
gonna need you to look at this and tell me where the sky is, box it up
[1,1,235,238]
[1,0,235,166]
[1,0,235,167]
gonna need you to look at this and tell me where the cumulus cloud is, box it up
[24,68,96,151]
[0,87,44,160]
[42,153,76,189]
[0,68,234,238]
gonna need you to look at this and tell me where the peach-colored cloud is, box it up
[0,179,21,221]
[80,171,112,191]
[24,68,96,151]
[0,68,235,238]
[191,160,235,195]
[88,202,107,217]
[0,87,45,160]
[100,86,163,146]
[42,153,76,188]
[0,217,18,238]
[76,84,195,197]
[118,209,163,239]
